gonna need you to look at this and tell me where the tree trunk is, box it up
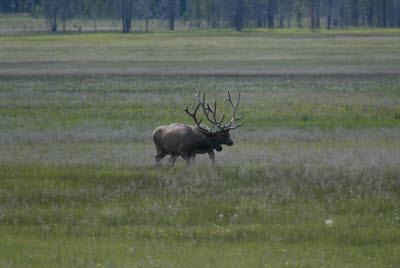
[315,0,320,28]
[310,0,315,28]
[339,1,345,28]
[362,10,366,26]
[398,1,400,28]
[169,0,175,31]
[62,12,66,32]
[398,15,400,28]
[30,0,35,17]
[382,0,387,27]
[125,16,132,32]
[233,0,244,31]
[145,17,149,32]
[367,0,374,26]
[296,10,302,28]
[14,0,19,12]
[268,0,274,28]
[234,9,243,31]
[179,0,186,17]
[352,0,359,26]
[389,1,396,27]
[194,0,201,27]
[327,0,332,29]
[287,14,291,28]
[169,12,175,30]
[256,15,262,27]
[51,10,57,32]
[279,14,284,28]
[122,0,133,33]
[122,0,126,32]
[207,9,211,28]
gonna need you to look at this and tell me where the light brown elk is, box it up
[152,90,245,167]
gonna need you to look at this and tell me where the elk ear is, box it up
[198,128,217,136]
[206,130,218,136]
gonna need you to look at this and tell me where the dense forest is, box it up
[1,0,400,32]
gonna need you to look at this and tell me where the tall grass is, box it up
[0,33,400,267]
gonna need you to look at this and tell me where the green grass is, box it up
[1,166,400,267]
[1,32,400,267]
[1,75,400,132]
[1,31,400,62]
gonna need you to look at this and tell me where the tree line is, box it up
[1,0,400,32]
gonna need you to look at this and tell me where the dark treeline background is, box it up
[1,0,400,32]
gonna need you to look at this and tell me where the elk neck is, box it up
[197,134,223,151]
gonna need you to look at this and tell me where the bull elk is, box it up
[152,90,245,167]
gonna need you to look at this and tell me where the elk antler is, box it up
[185,90,245,133]
[222,91,245,130]
[196,90,225,130]
[184,104,216,135]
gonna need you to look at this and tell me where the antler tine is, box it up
[206,103,214,122]
[212,101,224,126]
[207,101,225,127]
[223,91,245,130]
[217,113,225,125]
[184,104,213,134]
[227,120,244,130]
[184,104,201,123]
[226,91,232,104]
[236,110,245,120]
[226,91,240,114]
[226,91,240,107]
[223,117,245,130]
[196,90,223,130]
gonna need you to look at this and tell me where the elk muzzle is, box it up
[225,138,233,146]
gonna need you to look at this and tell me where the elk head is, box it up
[184,90,245,150]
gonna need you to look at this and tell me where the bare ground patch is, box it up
[1,66,399,76]
[1,55,400,64]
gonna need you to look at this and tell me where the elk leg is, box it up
[169,155,178,166]
[182,153,192,167]
[190,155,196,165]
[155,152,167,168]
[208,151,216,164]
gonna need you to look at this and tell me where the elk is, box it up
[152,90,245,167]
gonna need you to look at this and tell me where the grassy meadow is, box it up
[1,30,400,267]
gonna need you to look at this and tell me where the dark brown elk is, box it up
[152,90,245,167]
